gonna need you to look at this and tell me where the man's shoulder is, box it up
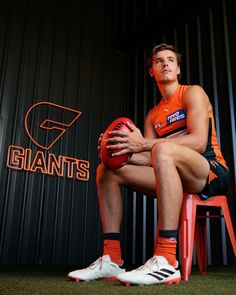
[184,84,203,92]
[183,85,210,107]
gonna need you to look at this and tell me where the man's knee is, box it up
[96,163,119,185]
[151,141,175,158]
[151,142,175,166]
[96,163,108,182]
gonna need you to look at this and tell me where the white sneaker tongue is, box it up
[155,256,169,264]
[102,255,112,262]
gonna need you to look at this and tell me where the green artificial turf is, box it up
[0,266,236,295]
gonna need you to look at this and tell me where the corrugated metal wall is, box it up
[0,0,130,266]
[0,0,235,268]
[111,0,236,267]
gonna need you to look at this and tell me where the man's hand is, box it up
[97,133,104,158]
[107,122,145,157]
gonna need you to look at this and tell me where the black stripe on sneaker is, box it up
[153,271,169,278]
[160,268,175,275]
[147,273,164,281]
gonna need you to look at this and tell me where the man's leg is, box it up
[97,141,210,266]
[96,163,156,264]
[96,163,156,233]
[151,141,209,229]
[67,164,156,281]
[67,162,156,281]
[68,141,210,282]
[117,142,210,285]
[151,142,210,266]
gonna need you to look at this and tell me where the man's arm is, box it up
[126,109,157,165]
[168,85,210,153]
[108,85,210,156]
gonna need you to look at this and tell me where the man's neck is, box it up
[158,82,179,103]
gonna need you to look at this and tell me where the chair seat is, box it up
[179,194,236,281]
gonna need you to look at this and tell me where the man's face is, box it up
[149,50,180,84]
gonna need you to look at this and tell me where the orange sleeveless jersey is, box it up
[150,85,227,168]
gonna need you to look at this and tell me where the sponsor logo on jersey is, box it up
[166,109,186,125]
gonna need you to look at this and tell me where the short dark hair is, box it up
[147,43,182,81]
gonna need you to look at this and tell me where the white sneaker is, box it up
[67,255,125,281]
[117,256,181,286]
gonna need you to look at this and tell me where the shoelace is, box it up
[88,256,112,270]
[88,257,103,270]
[137,256,159,271]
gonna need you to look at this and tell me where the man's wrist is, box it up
[143,138,155,151]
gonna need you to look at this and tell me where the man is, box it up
[68,44,229,285]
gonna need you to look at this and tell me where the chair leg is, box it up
[221,203,236,256]
[195,218,207,275]
[179,196,197,281]
[179,194,236,281]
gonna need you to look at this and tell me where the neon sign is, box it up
[7,102,90,181]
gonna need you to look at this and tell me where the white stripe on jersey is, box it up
[166,128,188,138]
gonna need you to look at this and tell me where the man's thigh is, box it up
[116,164,156,196]
[170,143,210,193]
[114,143,210,195]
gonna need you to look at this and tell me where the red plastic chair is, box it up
[179,194,236,281]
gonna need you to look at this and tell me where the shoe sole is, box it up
[67,275,118,282]
[119,277,181,286]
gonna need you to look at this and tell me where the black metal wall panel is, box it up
[111,0,236,267]
[0,0,235,269]
[0,0,130,266]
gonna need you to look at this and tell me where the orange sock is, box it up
[103,239,122,266]
[154,237,177,267]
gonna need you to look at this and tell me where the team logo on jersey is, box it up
[154,121,162,130]
[166,109,186,125]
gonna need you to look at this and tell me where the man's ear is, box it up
[149,68,153,77]
[177,66,180,75]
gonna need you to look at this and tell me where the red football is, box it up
[100,117,134,169]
